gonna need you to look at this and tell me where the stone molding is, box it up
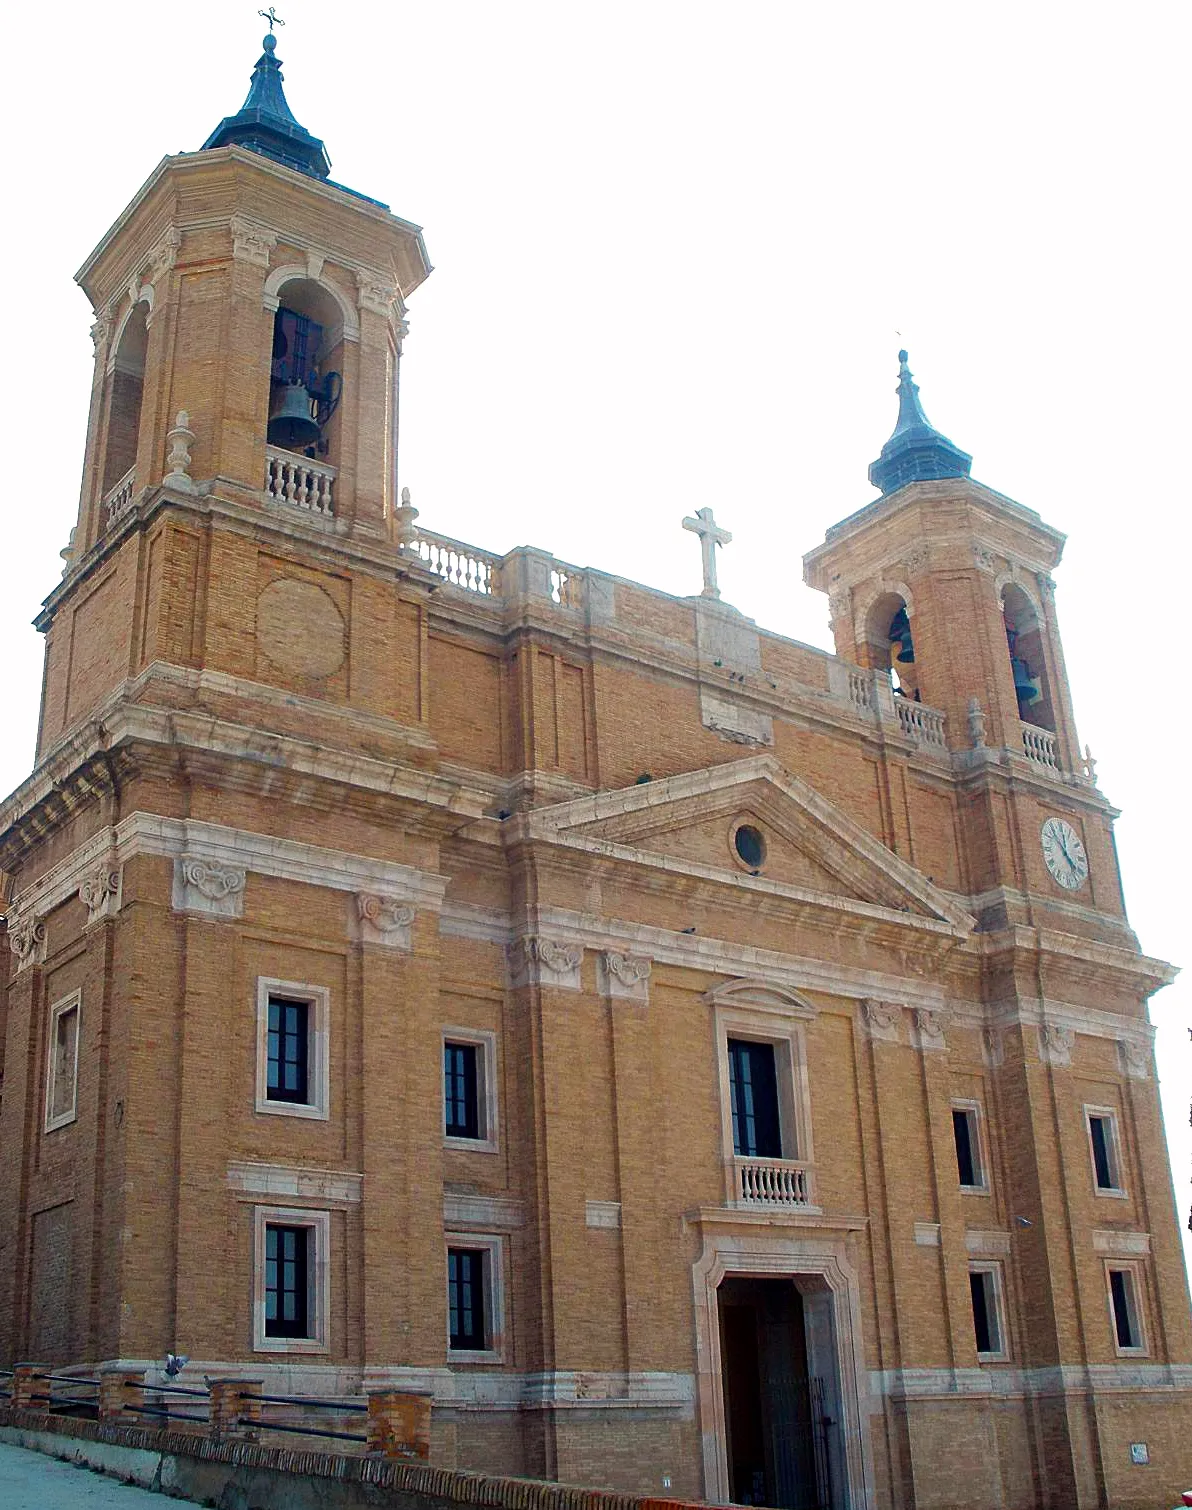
[356,269,400,318]
[507,936,583,991]
[146,226,182,283]
[443,1192,526,1230]
[1092,1229,1151,1257]
[965,1229,1011,1256]
[354,892,415,950]
[860,999,902,1044]
[1038,1021,1075,1067]
[229,215,277,267]
[79,862,122,924]
[913,1223,941,1247]
[870,1361,1192,1400]
[597,949,651,1003]
[585,1200,622,1230]
[227,1161,362,1205]
[172,854,246,918]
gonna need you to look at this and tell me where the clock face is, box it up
[1041,817,1089,891]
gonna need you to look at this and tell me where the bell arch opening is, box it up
[862,590,919,701]
[266,277,345,466]
[1002,583,1054,732]
[101,301,149,500]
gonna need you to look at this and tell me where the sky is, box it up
[1,2,1188,1273]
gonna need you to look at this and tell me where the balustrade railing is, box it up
[551,566,582,608]
[104,467,137,525]
[1021,722,1060,771]
[265,447,336,517]
[848,670,874,713]
[895,697,947,748]
[410,528,501,595]
[735,1156,813,1207]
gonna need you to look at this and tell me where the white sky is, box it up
[2,2,1188,1275]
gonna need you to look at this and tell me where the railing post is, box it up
[99,1367,145,1422]
[208,1377,262,1441]
[11,1363,49,1410]
[366,1389,432,1459]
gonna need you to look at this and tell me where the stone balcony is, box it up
[732,1155,815,1209]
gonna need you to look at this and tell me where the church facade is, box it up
[1,32,1189,1510]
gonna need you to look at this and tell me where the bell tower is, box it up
[804,352,1083,777]
[42,25,431,761]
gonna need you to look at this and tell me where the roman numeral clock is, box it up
[1041,817,1089,891]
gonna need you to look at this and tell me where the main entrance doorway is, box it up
[718,1277,835,1510]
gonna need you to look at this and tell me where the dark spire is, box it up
[868,351,973,496]
[202,31,331,181]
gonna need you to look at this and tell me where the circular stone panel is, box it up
[257,578,346,679]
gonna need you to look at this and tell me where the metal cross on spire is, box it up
[258,7,285,31]
[682,506,732,600]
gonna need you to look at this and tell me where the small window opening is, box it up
[102,303,149,498]
[1003,585,1054,733]
[267,996,310,1104]
[1087,1112,1121,1192]
[444,1042,482,1140]
[728,1039,782,1158]
[733,824,766,871]
[1109,1268,1142,1351]
[863,592,920,699]
[265,1223,311,1339]
[266,284,344,462]
[969,1268,1003,1356]
[448,1247,488,1350]
[952,1106,984,1188]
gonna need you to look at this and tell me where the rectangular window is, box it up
[952,1104,985,1189]
[728,1038,782,1158]
[265,1224,309,1338]
[45,993,81,1133]
[268,997,309,1103]
[1108,1267,1145,1353]
[253,1207,329,1354]
[1085,1107,1124,1194]
[448,1247,487,1351]
[969,1265,1006,1359]
[444,1042,480,1139]
[255,979,329,1120]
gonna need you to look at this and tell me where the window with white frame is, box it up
[444,1233,505,1361]
[711,984,816,1209]
[252,1206,329,1353]
[255,979,329,1120]
[969,1263,1008,1360]
[1084,1106,1125,1196]
[45,991,81,1133]
[442,1028,499,1152]
[951,1101,987,1191]
[1107,1264,1146,1354]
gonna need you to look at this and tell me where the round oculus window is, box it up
[733,824,766,871]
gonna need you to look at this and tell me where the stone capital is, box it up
[80,863,122,924]
[507,935,584,991]
[597,950,652,1003]
[229,215,277,268]
[354,892,415,950]
[1038,1021,1074,1067]
[912,1006,949,1052]
[172,854,246,918]
[356,269,399,318]
[860,998,902,1045]
[6,901,47,973]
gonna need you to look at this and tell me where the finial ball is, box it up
[263,32,277,51]
[897,348,909,364]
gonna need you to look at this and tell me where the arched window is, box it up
[102,302,149,500]
[266,279,344,464]
[863,591,920,700]
[1002,584,1054,732]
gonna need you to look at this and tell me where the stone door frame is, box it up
[690,1221,874,1510]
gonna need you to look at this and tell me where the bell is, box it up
[1010,655,1039,707]
[267,382,320,451]
[888,606,915,664]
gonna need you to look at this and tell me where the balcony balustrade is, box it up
[734,1155,814,1208]
[265,447,336,517]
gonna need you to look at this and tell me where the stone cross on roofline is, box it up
[682,506,732,600]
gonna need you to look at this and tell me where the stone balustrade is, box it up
[265,446,336,517]
[848,670,874,712]
[895,697,947,748]
[735,1155,813,1207]
[104,466,137,525]
[410,528,501,594]
[1021,722,1060,772]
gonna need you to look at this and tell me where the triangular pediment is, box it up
[524,754,975,935]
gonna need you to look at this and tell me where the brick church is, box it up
[1,27,1188,1510]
